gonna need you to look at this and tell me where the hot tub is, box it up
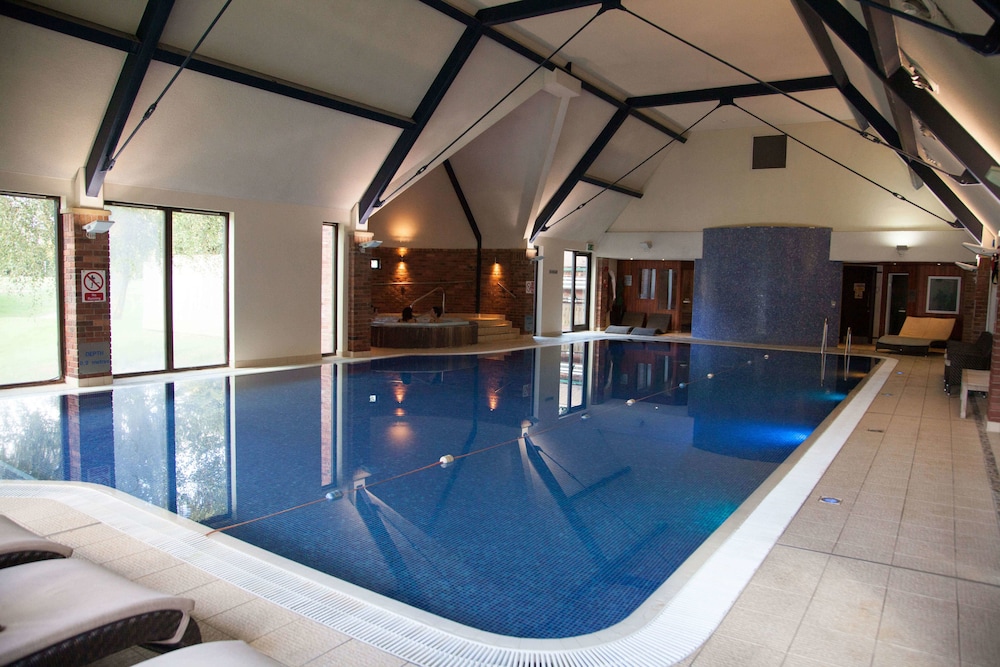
[371,317,475,348]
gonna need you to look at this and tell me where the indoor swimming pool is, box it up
[0,341,879,641]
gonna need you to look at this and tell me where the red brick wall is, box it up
[63,210,112,379]
[369,247,536,333]
[960,260,991,343]
[346,234,373,354]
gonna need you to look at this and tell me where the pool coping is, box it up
[0,349,896,666]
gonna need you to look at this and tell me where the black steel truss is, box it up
[796,0,1000,204]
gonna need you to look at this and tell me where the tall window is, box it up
[321,223,338,355]
[0,193,60,386]
[562,250,591,332]
[109,204,228,375]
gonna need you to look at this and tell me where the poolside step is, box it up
[450,314,521,343]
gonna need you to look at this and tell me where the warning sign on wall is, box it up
[81,270,107,303]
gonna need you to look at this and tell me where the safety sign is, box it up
[81,270,107,303]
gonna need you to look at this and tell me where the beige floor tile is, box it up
[207,598,301,642]
[748,546,828,595]
[714,605,799,652]
[134,561,219,595]
[307,639,409,667]
[251,618,350,666]
[887,568,957,601]
[956,579,1000,611]
[74,534,152,563]
[958,604,1000,667]
[730,582,814,621]
[787,622,876,667]
[100,547,186,579]
[185,578,259,618]
[878,589,959,658]
[691,635,787,667]
[800,597,882,639]
[872,641,957,666]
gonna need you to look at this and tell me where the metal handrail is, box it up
[410,286,445,313]
[497,282,516,298]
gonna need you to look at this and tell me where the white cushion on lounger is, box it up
[141,640,284,666]
[0,558,194,664]
[0,515,73,559]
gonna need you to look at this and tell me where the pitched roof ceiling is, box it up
[1,0,998,251]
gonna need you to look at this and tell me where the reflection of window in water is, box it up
[558,342,588,415]
[640,268,656,300]
[637,363,652,391]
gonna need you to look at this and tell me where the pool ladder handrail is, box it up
[409,286,446,314]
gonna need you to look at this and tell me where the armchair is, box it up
[945,331,993,393]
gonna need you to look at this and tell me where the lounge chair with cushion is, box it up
[944,330,993,393]
[140,640,283,666]
[606,312,646,334]
[0,558,201,665]
[0,515,73,569]
[875,316,956,355]
[632,313,673,336]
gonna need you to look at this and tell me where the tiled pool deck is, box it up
[2,346,999,666]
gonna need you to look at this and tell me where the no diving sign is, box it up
[81,270,107,303]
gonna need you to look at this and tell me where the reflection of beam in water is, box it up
[354,488,418,596]
[522,435,608,565]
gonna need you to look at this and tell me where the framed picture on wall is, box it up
[926,276,961,314]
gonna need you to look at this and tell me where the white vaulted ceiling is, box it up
[1,0,998,255]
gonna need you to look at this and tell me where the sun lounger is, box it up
[0,558,201,665]
[875,316,955,355]
[140,640,283,666]
[606,312,647,334]
[0,515,73,569]
[632,313,673,336]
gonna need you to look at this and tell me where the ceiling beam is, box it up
[628,76,836,108]
[840,85,983,237]
[357,26,483,225]
[796,0,1000,203]
[0,0,135,50]
[0,0,412,131]
[794,0,984,235]
[579,174,642,198]
[154,46,413,129]
[972,0,1000,22]
[83,0,174,197]
[417,0,683,143]
[859,4,925,183]
[477,0,610,26]
[530,106,630,240]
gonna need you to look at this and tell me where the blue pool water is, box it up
[0,341,875,638]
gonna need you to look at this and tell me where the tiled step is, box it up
[449,313,521,343]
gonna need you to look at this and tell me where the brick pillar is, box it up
[987,277,1000,423]
[961,261,991,342]
[63,209,113,386]
[346,234,372,355]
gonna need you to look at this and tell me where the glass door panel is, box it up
[321,224,337,356]
[562,251,592,332]
[0,194,60,385]
[109,205,166,374]
[172,211,227,368]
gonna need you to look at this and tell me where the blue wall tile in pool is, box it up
[692,226,842,346]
